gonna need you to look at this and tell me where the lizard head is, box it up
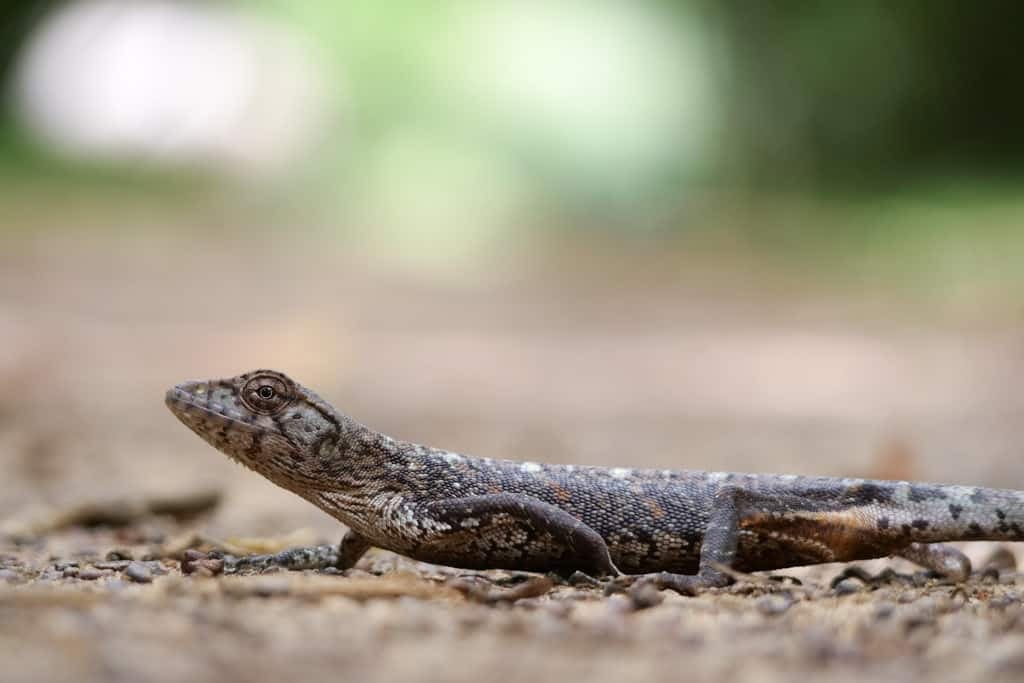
[165,369,345,489]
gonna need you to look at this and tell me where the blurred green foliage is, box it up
[1,0,1022,262]
[704,1,1024,187]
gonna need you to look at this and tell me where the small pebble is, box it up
[183,559,224,577]
[78,568,104,581]
[94,560,131,571]
[62,566,80,578]
[107,549,134,561]
[124,562,153,583]
[756,592,795,616]
[987,594,1019,611]
[833,579,863,596]
[0,569,20,583]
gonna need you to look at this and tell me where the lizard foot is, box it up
[219,544,340,573]
[898,542,972,583]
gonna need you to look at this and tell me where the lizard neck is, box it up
[283,418,419,529]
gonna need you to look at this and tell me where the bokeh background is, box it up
[2,0,1024,539]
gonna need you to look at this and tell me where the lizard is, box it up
[165,369,1024,593]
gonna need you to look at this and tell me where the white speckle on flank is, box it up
[564,465,575,472]
[441,452,463,464]
[610,467,632,479]
[460,517,480,528]
[521,462,542,473]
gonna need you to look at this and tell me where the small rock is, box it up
[833,579,863,596]
[181,553,224,577]
[107,549,134,561]
[62,566,80,578]
[986,594,1019,612]
[756,592,795,616]
[0,569,20,583]
[147,561,168,576]
[195,559,224,577]
[94,560,131,571]
[78,568,104,581]
[124,562,153,583]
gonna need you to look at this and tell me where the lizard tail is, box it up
[897,483,1024,544]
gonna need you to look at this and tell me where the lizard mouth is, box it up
[165,383,261,435]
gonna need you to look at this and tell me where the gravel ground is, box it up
[2,232,1023,683]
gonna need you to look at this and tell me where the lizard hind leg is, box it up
[618,484,762,596]
[620,485,847,596]
[897,542,971,582]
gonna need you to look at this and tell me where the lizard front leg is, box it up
[336,530,372,569]
[407,493,620,576]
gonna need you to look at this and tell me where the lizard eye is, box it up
[241,375,291,413]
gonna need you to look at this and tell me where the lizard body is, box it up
[166,370,1024,592]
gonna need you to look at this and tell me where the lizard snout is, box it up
[165,381,210,409]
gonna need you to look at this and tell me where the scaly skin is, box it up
[166,369,1024,593]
